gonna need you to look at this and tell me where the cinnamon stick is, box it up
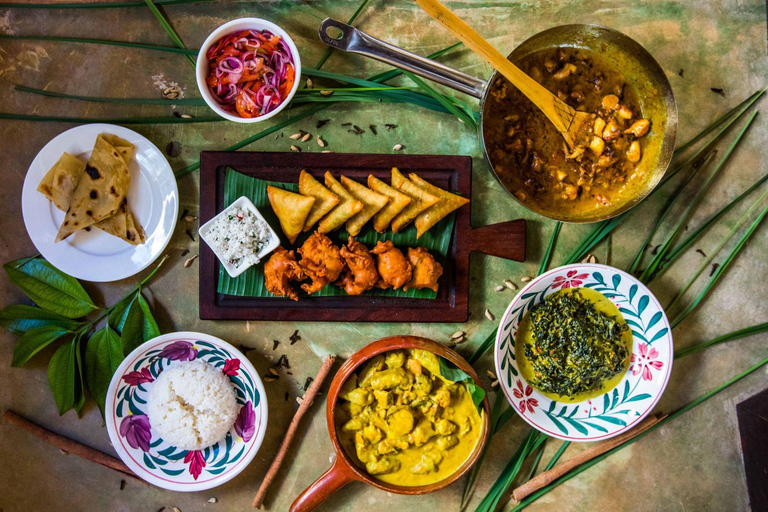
[512,413,667,502]
[252,355,336,508]
[3,410,144,484]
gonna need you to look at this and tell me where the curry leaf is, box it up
[4,259,97,318]
[0,305,82,336]
[74,336,86,414]
[47,340,78,415]
[120,293,160,355]
[108,292,136,333]
[12,325,73,367]
[85,325,124,418]
[438,357,486,410]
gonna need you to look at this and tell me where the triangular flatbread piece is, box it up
[410,172,470,238]
[55,135,131,242]
[38,153,85,211]
[267,185,315,244]
[390,167,440,233]
[317,172,363,233]
[340,176,389,236]
[368,175,412,233]
[299,170,340,231]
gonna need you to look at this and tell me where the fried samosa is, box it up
[267,185,315,244]
[340,176,389,236]
[409,172,470,238]
[389,167,440,233]
[299,170,339,231]
[317,172,363,233]
[367,175,412,233]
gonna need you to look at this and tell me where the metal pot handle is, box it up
[318,18,487,99]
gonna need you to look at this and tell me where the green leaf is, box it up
[74,336,86,414]
[0,305,82,336]
[438,358,486,411]
[108,293,135,333]
[12,325,73,367]
[4,259,98,318]
[47,340,78,415]
[120,293,160,355]
[85,326,125,418]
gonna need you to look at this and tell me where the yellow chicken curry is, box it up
[336,349,483,486]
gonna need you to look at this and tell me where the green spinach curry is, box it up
[515,287,632,402]
[336,349,483,486]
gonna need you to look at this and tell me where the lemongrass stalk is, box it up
[512,354,768,511]
[538,222,562,275]
[639,112,758,283]
[14,85,207,105]
[313,0,371,70]
[143,0,195,68]
[670,200,768,328]
[468,328,497,365]
[0,113,222,124]
[666,188,768,311]
[403,71,477,129]
[543,440,570,471]
[673,321,768,359]
[521,442,548,486]
[627,151,714,275]
[660,170,768,270]
[0,0,211,8]
[0,35,198,54]
[461,392,507,508]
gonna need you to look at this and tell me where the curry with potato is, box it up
[485,47,652,220]
[336,349,483,486]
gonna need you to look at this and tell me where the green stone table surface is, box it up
[1,1,767,510]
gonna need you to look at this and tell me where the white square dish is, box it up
[199,196,279,278]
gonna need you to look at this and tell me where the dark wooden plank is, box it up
[199,151,526,322]
[737,387,768,511]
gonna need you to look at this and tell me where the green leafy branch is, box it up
[0,255,166,417]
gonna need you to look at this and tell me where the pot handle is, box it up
[290,459,356,512]
[318,18,487,99]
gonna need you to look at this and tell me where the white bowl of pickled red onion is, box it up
[196,18,301,123]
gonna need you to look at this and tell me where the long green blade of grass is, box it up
[143,0,196,68]
[627,151,714,275]
[673,321,768,359]
[0,112,223,124]
[0,34,199,54]
[467,328,497,365]
[403,71,477,129]
[660,170,768,271]
[461,391,507,508]
[313,0,370,70]
[14,85,207,105]
[670,199,768,329]
[0,0,211,8]
[543,440,570,472]
[666,188,768,312]
[512,354,768,511]
[561,90,765,266]
[538,222,562,275]
[638,112,758,283]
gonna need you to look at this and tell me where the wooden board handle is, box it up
[290,460,355,512]
[466,219,526,261]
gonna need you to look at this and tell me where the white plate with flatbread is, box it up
[21,124,178,282]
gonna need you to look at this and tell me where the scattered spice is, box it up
[393,144,404,151]
[173,111,183,118]
[341,122,352,127]
[495,285,505,292]
[120,479,126,490]
[180,114,192,119]
[651,244,661,255]
[711,87,725,97]
[264,376,278,382]
[275,354,291,369]
[180,209,189,220]
[162,85,182,99]
[246,321,250,333]
[316,119,330,129]
[588,254,597,264]
[710,263,720,276]
[678,69,684,77]
[485,309,495,321]
[165,141,182,158]
[284,392,289,401]
[268,367,279,376]
[486,370,496,380]
[290,133,302,140]
[320,90,333,96]
[385,123,397,130]
[290,145,301,152]
[289,330,301,345]
[369,124,378,135]
[275,133,284,139]
[236,344,251,353]
[303,377,314,391]
[451,331,465,340]
[504,280,517,290]
[301,133,312,142]
[180,249,189,257]
[520,276,532,282]
[321,150,332,153]
[306,78,313,89]
[207,498,218,504]
[184,254,199,267]
[185,229,195,242]
[348,125,364,135]
[272,340,280,351]
[317,137,326,147]
[696,249,707,257]
[184,215,197,223]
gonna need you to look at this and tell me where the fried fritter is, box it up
[370,241,412,290]
[298,232,345,294]
[264,246,305,301]
[336,236,379,295]
[403,247,443,292]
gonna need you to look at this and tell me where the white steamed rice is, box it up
[147,360,238,451]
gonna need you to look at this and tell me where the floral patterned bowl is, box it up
[494,264,672,442]
[105,332,267,491]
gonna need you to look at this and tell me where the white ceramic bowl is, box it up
[198,196,279,278]
[196,18,302,123]
[494,264,673,442]
[105,332,268,491]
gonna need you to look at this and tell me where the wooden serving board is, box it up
[199,151,525,322]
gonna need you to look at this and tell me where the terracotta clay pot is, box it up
[290,336,491,512]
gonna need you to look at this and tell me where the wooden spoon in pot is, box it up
[414,0,590,148]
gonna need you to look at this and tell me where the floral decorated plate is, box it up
[105,332,267,491]
[494,264,672,442]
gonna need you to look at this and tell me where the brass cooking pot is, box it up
[318,20,677,223]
